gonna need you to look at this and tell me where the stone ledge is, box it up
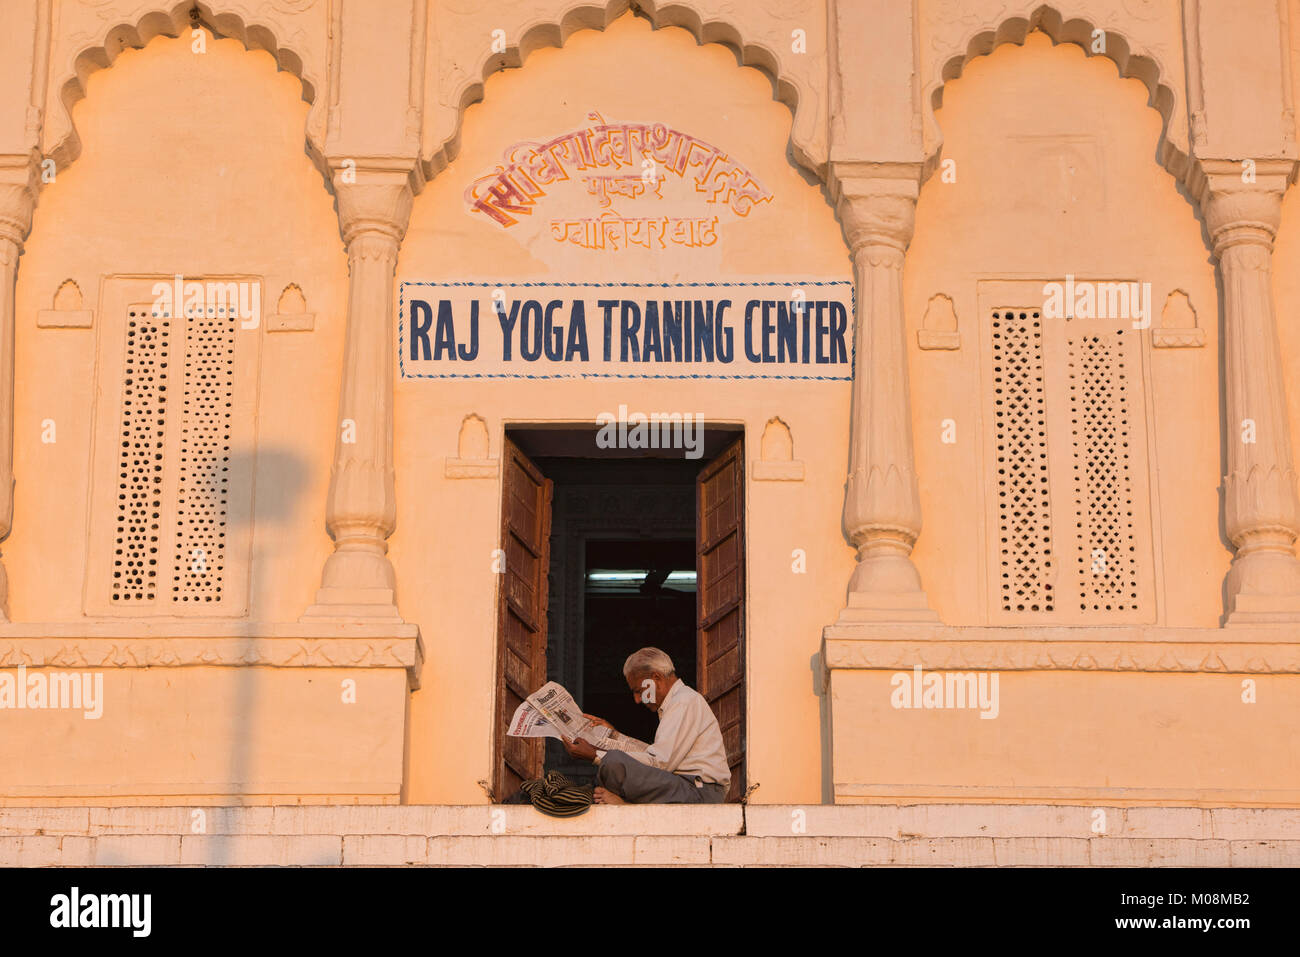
[4,833,1294,867]
[0,804,744,837]
[1,804,1298,866]
[7,803,1300,839]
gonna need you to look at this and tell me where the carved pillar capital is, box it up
[1188,158,1294,255]
[829,162,920,257]
[0,154,40,251]
[331,165,416,249]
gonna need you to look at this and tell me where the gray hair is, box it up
[622,647,675,679]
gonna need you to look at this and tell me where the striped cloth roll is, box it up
[519,770,595,817]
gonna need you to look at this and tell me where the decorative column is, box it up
[302,165,416,622]
[829,163,937,624]
[0,157,37,623]
[1192,158,1300,624]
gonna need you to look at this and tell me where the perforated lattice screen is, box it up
[991,309,1054,613]
[111,308,170,603]
[1070,332,1139,612]
[172,305,235,603]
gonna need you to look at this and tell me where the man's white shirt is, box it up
[598,678,731,788]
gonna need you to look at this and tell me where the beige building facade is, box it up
[1,0,1299,865]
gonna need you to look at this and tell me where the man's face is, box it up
[626,672,668,712]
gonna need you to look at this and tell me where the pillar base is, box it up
[1224,592,1300,626]
[300,587,403,623]
[1222,546,1300,626]
[831,589,940,626]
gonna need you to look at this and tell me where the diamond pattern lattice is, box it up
[992,310,1054,613]
[1071,332,1139,612]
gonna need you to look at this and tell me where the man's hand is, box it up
[562,736,599,762]
[583,713,614,731]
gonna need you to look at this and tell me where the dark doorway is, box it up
[490,427,747,803]
[582,538,697,748]
[532,456,697,787]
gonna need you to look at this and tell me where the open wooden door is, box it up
[696,436,746,802]
[491,438,553,801]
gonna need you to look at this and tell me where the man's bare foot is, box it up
[593,787,625,805]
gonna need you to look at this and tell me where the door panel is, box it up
[492,439,553,800]
[696,437,746,802]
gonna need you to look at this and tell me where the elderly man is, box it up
[561,647,730,804]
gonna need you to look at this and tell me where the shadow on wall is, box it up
[84,446,313,864]
[216,447,309,864]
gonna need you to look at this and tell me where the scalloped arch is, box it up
[47,2,327,184]
[925,4,1188,183]
[425,0,823,183]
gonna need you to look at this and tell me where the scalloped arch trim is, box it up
[926,4,1186,182]
[49,2,321,177]
[426,0,821,183]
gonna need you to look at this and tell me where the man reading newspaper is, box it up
[562,647,730,805]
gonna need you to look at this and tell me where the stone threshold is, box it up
[2,804,1297,866]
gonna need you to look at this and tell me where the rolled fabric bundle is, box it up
[519,770,595,817]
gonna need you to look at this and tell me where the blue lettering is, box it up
[432,299,457,360]
[409,299,434,360]
[565,301,589,362]
[716,300,733,362]
[693,301,713,363]
[458,301,479,360]
[620,300,641,362]
[544,300,564,361]
[828,301,849,364]
[775,301,796,363]
[743,301,762,363]
[519,300,543,361]
[598,300,617,362]
[662,301,683,362]
[498,300,521,361]
[642,301,663,362]
[815,302,829,364]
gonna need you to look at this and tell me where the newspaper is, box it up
[507,681,650,753]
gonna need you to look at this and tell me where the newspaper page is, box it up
[505,699,562,739]
[506,681,650,753]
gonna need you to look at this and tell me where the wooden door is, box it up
[696,437,746,802]
[492,439,553,801]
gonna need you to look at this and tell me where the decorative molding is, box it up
[267,282,313,332]
[1152,289,1202,349]
[444,460,499,479]
[917,293,960,350]
[822,630,1300,675]
[37,278,92,328]
[445,413,498,478]
[917,329,960,350]
[0,622,423,688]
[752,416,804,481]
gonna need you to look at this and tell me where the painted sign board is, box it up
[398,280,855,381]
